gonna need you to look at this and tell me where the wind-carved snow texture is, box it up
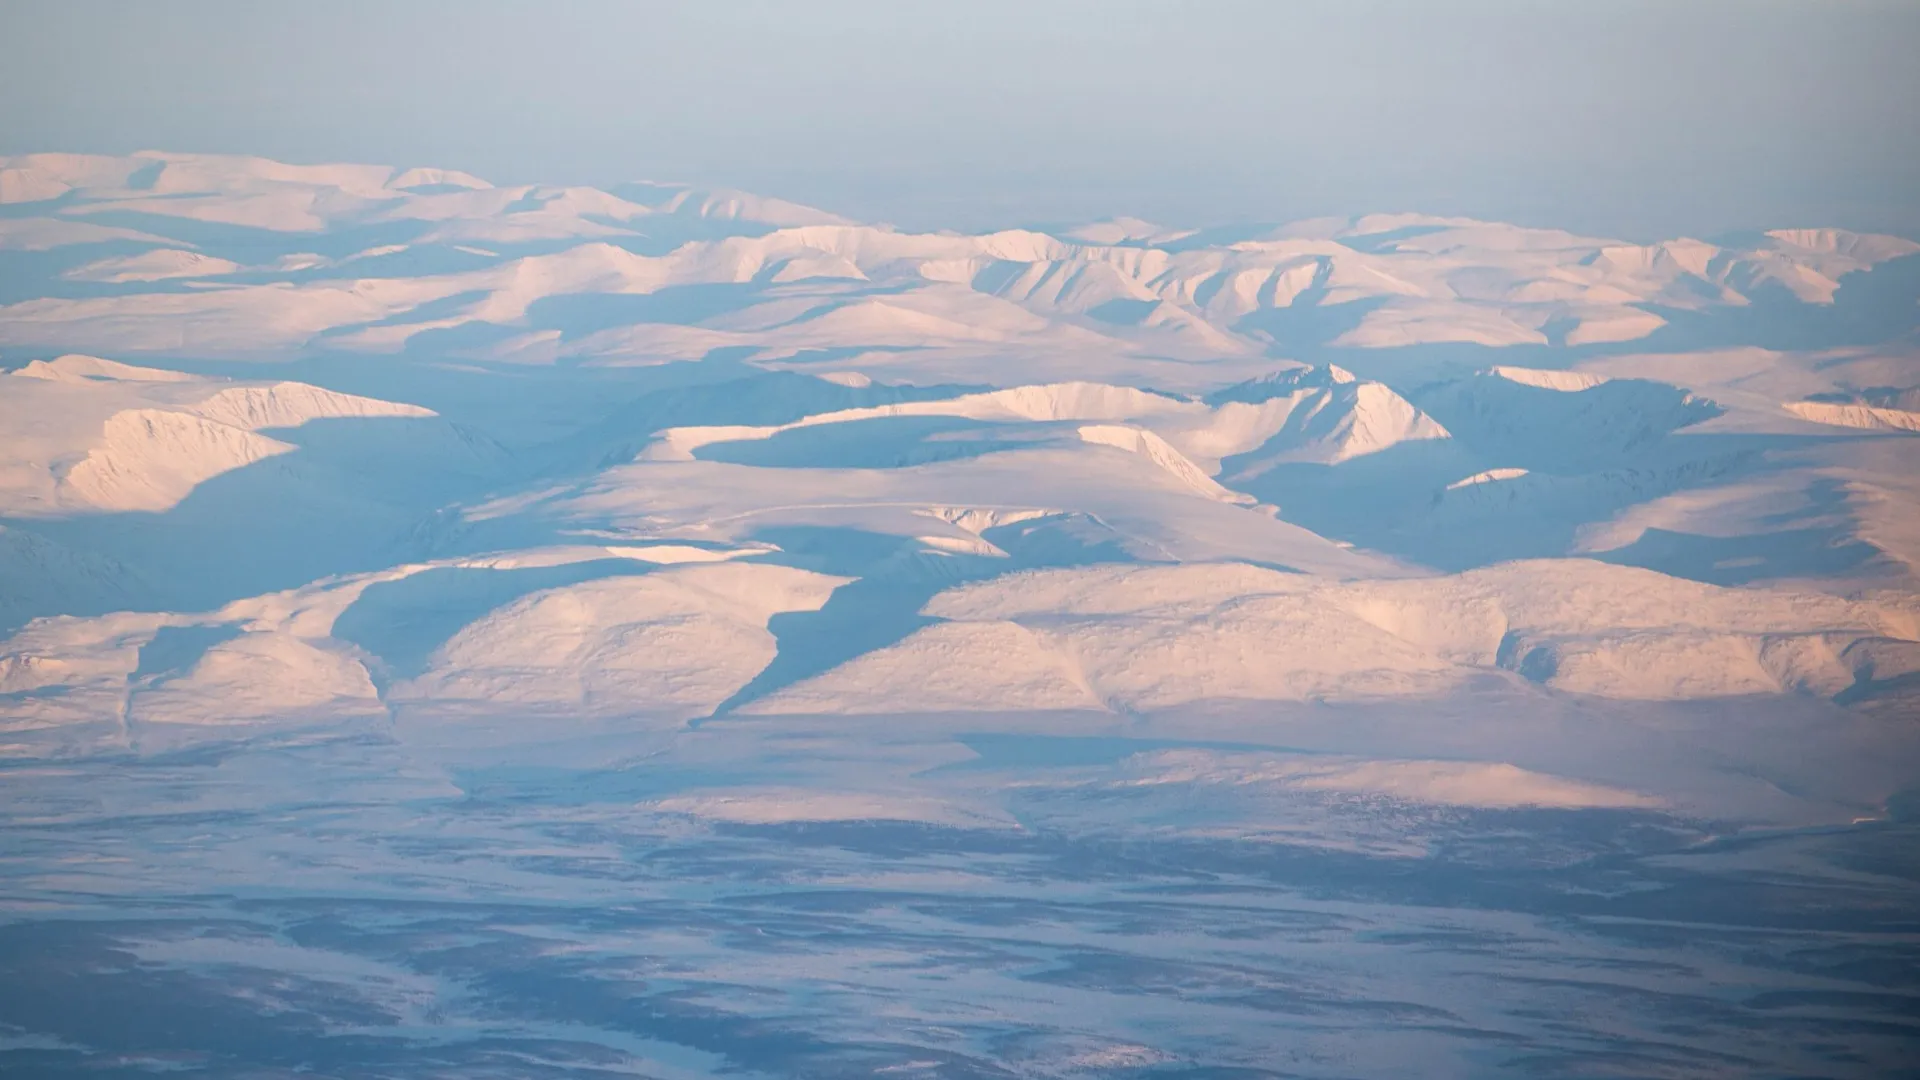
[1,152,1919,1077]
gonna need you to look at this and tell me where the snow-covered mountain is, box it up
[5,148,1919,758]
[3,152,1919,1076]
[5,152,1916,376]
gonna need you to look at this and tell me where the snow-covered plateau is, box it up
[1,152,1917,1077]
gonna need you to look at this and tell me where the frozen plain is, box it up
[0,152,1918,1076]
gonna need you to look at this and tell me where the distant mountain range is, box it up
[1,150,1917,828]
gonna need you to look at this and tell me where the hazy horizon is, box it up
[6,1,1919,238]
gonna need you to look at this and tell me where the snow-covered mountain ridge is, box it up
[4,151,1916,379]
[1,151,1917,833]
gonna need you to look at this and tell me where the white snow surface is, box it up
[0,151,1914,820]
[2,151,1919,1077]
[0,204,1908,729]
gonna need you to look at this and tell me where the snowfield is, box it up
[2,152,1918,1077]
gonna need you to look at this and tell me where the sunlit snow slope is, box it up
[2,150,1918,821]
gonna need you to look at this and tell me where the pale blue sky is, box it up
[5,1,1917,237]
